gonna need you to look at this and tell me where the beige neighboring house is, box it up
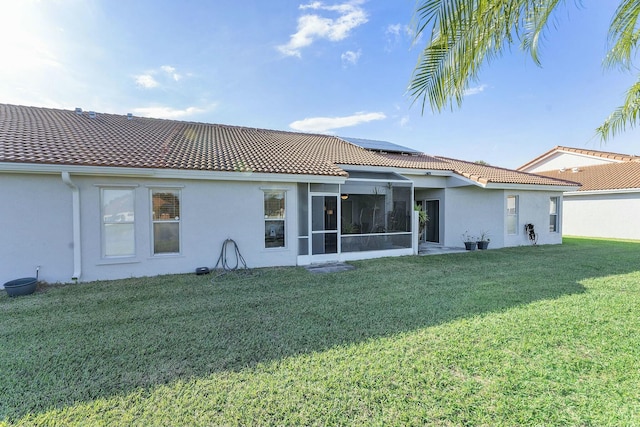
[1,104,578,286]
[518,146,640,240]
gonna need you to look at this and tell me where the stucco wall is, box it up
[502,190,564,247]
[1,173,300,285]
[443,186,504,248]
[563,192,640,240]
[525,152,615,173]
[442,187,564,248]
[0,173,75,286]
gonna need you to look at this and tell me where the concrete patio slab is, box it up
[304,263,356,274]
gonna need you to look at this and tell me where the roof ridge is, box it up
[0,103,345,139]
[555,145,639,162]
[0,103,580,187]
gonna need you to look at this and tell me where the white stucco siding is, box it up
[0,173,75,286]
[525,152,617,173]
[73,177,299,282]
[1,173,301,285]
[441,187,564,249]
[443,186,504,248]
[562,192,640,240]
[503,190,564,247]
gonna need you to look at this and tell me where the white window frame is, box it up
[100,187,136,258]
[549,196,559,233]
[507,195,518,235]
[151,188,182,255]
[264,190,286,249]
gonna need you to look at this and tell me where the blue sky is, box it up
[2,0,640,169]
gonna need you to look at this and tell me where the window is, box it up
[101,188,135,257]
[549,197,559,232]
[264,191,285,248]
[507,195,518,235]
[152,189,180,254]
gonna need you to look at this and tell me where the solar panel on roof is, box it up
[340,136,421,154]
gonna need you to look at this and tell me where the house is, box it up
[0,104,579,285]
[518,145,640,240]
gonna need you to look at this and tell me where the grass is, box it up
[1,237,639,426]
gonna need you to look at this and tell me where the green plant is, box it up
[414,204,429,227]
[461,230,476,242]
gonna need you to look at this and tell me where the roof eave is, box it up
[0,162,347,183]
[564,187,640,196]
[482,182,581,191]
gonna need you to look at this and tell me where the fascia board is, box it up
[564,188,640,196]
[0,162,346,184]
[339,164,453,177]
[481,182,581,192]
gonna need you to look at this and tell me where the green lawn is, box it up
[1,237,639,426]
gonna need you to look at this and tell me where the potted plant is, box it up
[414,204,429,239]
[462,231,477,250]
[477,231,490,250]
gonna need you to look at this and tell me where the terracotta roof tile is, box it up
[537,162,640,191]
[369,153,579,186]
[0,103,576,187]
[553,145,640,162]
[518,145,640,170]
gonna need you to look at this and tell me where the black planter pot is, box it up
[477,241,490,250]
[4,277,37,297]
[464,241,477,251]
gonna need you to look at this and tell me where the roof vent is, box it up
[559,167,566,172]
[88,111,97,119]
[75,107,83,115]
[571,167,580,173]
[127,113,133,120]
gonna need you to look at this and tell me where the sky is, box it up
[2,0,640,169]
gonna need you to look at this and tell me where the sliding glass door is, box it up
[311,194,339,259]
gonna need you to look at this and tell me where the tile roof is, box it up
[0,103,577,187]
[518,145,640,171]
[551,145,640,162]
[536,162,640,191]
[367,153,579,186]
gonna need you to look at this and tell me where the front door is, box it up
[311,194,339,261]
[425,200,440,243]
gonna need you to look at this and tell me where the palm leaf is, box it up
[410,0,564,112]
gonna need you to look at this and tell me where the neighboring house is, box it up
[518,145,640,240]
[0,104,578,285]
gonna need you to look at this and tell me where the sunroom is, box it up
[297,170,415,264]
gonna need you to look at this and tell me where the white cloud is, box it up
[399,116,410,127]
[277,0,368,57]
[341,49,361,66]
[133,105,206,119]
[134,65,185,88]
[160,65,182,81]
[135,74,159,89]
[384,23,419,51]
[464,84,488,96]
[289,111,386,133]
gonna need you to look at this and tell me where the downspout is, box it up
[61,172,81,281]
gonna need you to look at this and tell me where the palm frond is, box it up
[521,0,562,65]
[410,0,563,113]
[604,0,640,70]
[596,77,640,141]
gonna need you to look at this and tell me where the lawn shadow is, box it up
[1,238,637,421]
